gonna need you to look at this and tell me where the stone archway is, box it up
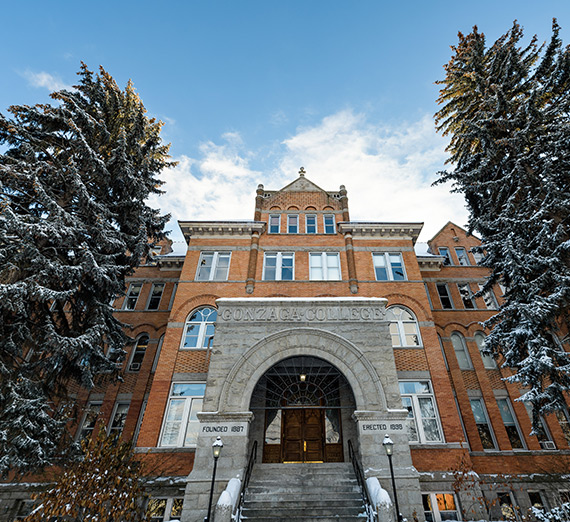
[216,327,387,414]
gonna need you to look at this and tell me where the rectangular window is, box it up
[439,247,453,266]
[309,253,341,281]
[269,214,280,234]
[323,214,336,234]
[422,493,460,522]
[109,402,130,436]
[455,247,470,266]
[263,253,294,281]
[195,252,231,281]
[555,409,570,446]
[373,253,406,281]
[497,492,518,521]
[399,381,443,443]
[146,283,165,310]
[306,214,317,234]
[470,398,497,449]
[473,250,484,264]
[160,383,206,447]
[287,214,298,234]
[479,284,499,310]
[457,283,476,309]
[474,332,496,369]
[497,398,525,449]
[528,491,547,511]
[77,402,102,441]
[436,283,453,309]
[123,283,142,310]
[147,498,184,522]
[14,500,35,521]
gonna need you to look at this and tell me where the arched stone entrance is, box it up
[183,297,422,522]
[248,355,357,463]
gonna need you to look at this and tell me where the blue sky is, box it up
[2,1,569,243]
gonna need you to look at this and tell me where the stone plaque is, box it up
[200,422,248,436]
[359,420,407,435]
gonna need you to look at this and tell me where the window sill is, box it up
[135,446,197,453]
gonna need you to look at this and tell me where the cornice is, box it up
[417,255,444,271]
[157,255,185,270]
[178,221,266,241]
[338,222,423,244]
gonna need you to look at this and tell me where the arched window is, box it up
[181,307,217,349]
[128,334,149,372]
[474,331,496,369]
[450,332,473,369]
[386,306,421,347]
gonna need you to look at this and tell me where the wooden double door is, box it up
[282,408,324,462]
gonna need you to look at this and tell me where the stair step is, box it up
[240,463,365,519]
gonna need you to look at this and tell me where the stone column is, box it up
[182,412,253,522]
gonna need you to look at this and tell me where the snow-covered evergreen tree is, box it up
[24,428,149,522]
[0,64,172,475]
[435,21,570,426]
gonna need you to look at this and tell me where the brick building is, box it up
[4,170,570,522]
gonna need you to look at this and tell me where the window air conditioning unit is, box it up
[540,440,556,450]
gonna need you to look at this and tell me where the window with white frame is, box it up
[181,308,217,349]
[123,283,142,310]
[306,214,317,234]
[160,383,206,447]
[269,214,280,234]
[474,332,496,369]
[455,247,470,266]
[386,306,421,347]
[496,398,525,449]
[195,252,231,281]
[438,247,453,266]
[372,253,406,281]
[77,402,102,441]
[287,214,299,233]
[128,334,149,372]
[472,250,484,264]
[555,409,570,446]
[436,283,453,309]
[457,283,476,309]
[109,402,130,437]
[309,253,341,280]
[478,284,499,310]
[423,493,460,522]
[399,381,443,443]
[147,498,184,522]
[263,253,294,281]
[523,402,554,449]
[323,214,336,234]
[146,283,165,310]
[470,398,497,449]
[450,332,473,369]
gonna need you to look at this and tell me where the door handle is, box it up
[304,441,307,452]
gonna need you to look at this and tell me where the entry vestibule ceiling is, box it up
[250,356,354,410]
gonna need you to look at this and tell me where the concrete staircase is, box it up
[239,462,366,521]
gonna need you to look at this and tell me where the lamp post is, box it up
[383,434,403,522]
[205,436,223,522]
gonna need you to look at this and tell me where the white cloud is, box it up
[21,70,72,92]
[150,109,468,243]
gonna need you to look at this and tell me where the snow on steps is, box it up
[239,462,366,522]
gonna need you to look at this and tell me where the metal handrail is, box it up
[348,440,376,522]
[235,440,257,521]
